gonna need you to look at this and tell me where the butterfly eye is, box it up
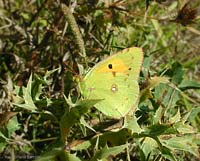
[108,64,113,69]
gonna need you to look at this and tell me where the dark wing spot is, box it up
[108,64,113,69]
[128,67,132,71]
[112,71,116,77]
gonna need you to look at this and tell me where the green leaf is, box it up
[153,105,163,123]
[160,146,176,161]
[44,68,60,83]
[178,80,200,90]
[97,129,131,147]
[70,139,92,151]
[71,128,131,151]
[187,107,200,122]
[65,152,82,161]
[32,74,46,101]
[140,137,176,161]
[165,62,184,85]
[60,99,101,142]
[0,142,7,152]
[14,74,37,111]
[141,137,159,159]
[32,68,59,101]
[35,147,81,161]
[140,76,169,102]
[154,83,179,109]
[169,109,181,123]
[0,131,8,141]
[80,117,96,133]
[151,19,167,47]
[161,135,199,157]
[171,63,184,85]
[124,116,142,133]
[7,116,20,137]
[34,148,61,161]
[174,121,195,134]
[142,123,177,136]
[60,99,101,129]
[163,87,179,109]
[21,12,30,20]
[90,144,127,161]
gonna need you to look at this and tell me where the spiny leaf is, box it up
[90,144,127,161]
[14,74,37,111]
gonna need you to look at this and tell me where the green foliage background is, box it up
[0,0,200,161]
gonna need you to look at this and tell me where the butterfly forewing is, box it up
[82,47,143,118]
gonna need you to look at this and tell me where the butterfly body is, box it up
[80,47,143,118]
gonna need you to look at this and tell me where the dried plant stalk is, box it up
[61,3,86,58]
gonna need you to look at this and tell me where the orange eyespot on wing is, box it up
[97,59,128,73]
